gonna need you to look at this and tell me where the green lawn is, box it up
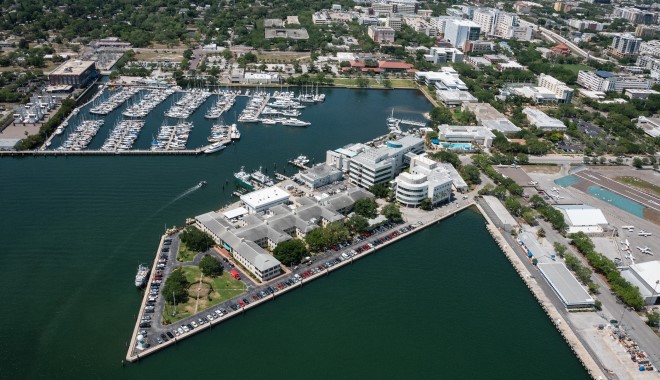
[176,241,197,262]
[332,77,417,89]
[162,266,247,324]
[558,64,593,74]
[617,176,660,197]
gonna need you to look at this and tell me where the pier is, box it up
[1,149,203,157]
[125,199,477,363]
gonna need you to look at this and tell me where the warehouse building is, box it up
[49,60,97,88]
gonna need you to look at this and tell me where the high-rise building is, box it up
[444,20,480,50]
[610,33,642,57]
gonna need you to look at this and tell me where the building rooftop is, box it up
[240,186,290,208]
[555,205,608,226]
[538,263,595,307]
[50,60,96,76]
[436,89,477,103]
[265,28,309,40]
[628,261,660,295]
[522,107,567,130]
[595,70,615,78]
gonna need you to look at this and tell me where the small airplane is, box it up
[528,181,538,186]
[640,247,653,255]
[551,187,559,192]
[625,254,636,264]
[622,225,635,231]
[639,230,652,237]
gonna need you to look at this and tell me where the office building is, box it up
[424,47,464,64]
[348,136,424,189]
[437,124,495,147]
[612,7,658,25]
[394,154,454,207]
[577,70,652,92]
[522,108,567,131]
[367,26,395,44]
[386,16,403,31]
[462,102,521,135]
[444,20,480,50]
[49,60,97,88]
[538,73,574,103]
[240,186,291,214]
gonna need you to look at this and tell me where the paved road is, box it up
[477,199,613,377]
[574,170,660,213]
[537,216,660,368]
[528,155,584,165]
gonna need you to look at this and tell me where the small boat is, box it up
[198,180,208,187]
[203,142,226,154]
[135,264,150,288]
[261,119,277,125]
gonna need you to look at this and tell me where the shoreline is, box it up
[125,201,476,362]
[475,200,607,379]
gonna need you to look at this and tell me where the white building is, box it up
[424,47,464,64]
[436,124,495,147]
[625,89,660,99]
[436,89,477,106]
[312,11,331,25]
[637,116,660,138]
[325,143,369,172]
[240,186,291,214]
[444,20,481,50]
[538,73,574,103]
[577,70,653,93]
[522,107,567,131]
[567,19,604,31]
[415,68,468,90]
[349,135,424,188]
[462,102,521,135]
[403,17,437,36]
[295,164,344,189]
[555,205,608,234]
[244,72,280,84]
[394,154,454,207]
[431,16,461,35]
[639,40,660,58]
[621,261,660,305]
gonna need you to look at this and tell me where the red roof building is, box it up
[549,44,572,57]
[377,60,413,72]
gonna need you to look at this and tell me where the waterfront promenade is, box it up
[126,196,477,362]
[475,200,607,380]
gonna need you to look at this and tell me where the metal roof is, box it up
[538,263,595,307]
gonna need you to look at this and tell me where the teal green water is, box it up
[588,185,645,218]
[0,89,588,379]
[554,175,581,188]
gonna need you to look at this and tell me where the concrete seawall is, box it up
[475,202,607,380]
[125,202,476,362]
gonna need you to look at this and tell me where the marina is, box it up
[164,89,211,119]
[90,87,141,115]
[123,88,176,118]
[0,88,590,379]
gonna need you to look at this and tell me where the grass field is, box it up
[163,266,246,323]
[556,64,593,74]
[617,176,660,197]
[176,241,197,262]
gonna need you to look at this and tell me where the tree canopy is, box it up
[180,227,215,252]
[273,239,308,266]
[382,203,402,222]
[163,268,189,304]
[199,254,223,277]
[353,198,378,218]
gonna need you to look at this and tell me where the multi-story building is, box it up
[49,60,97,88]
[464,40,495,53]
[636,54,660,71]
[568,19,605,31]
[424,47,464,64]
[553,1,573,12]
[612,7,658,25]
[437,124,495,147]
[372,2,394,16]
[473,8,498,36]
[537,74,574,103]
[444,20,480,50]
[312,11,331,25]
[577,70,653,92]
[404,17,437,36]
[367,26,395,44]
[472,8,522,39]
[431,16,461,36]
[394,154,454,207]
[348,136,424,189]
[386,16,403,31]
[415,67,468,90]
[513,1,533,14]
[639,40,660,58]
[610,34,642,58]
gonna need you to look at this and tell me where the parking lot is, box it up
[132,221,420,351]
